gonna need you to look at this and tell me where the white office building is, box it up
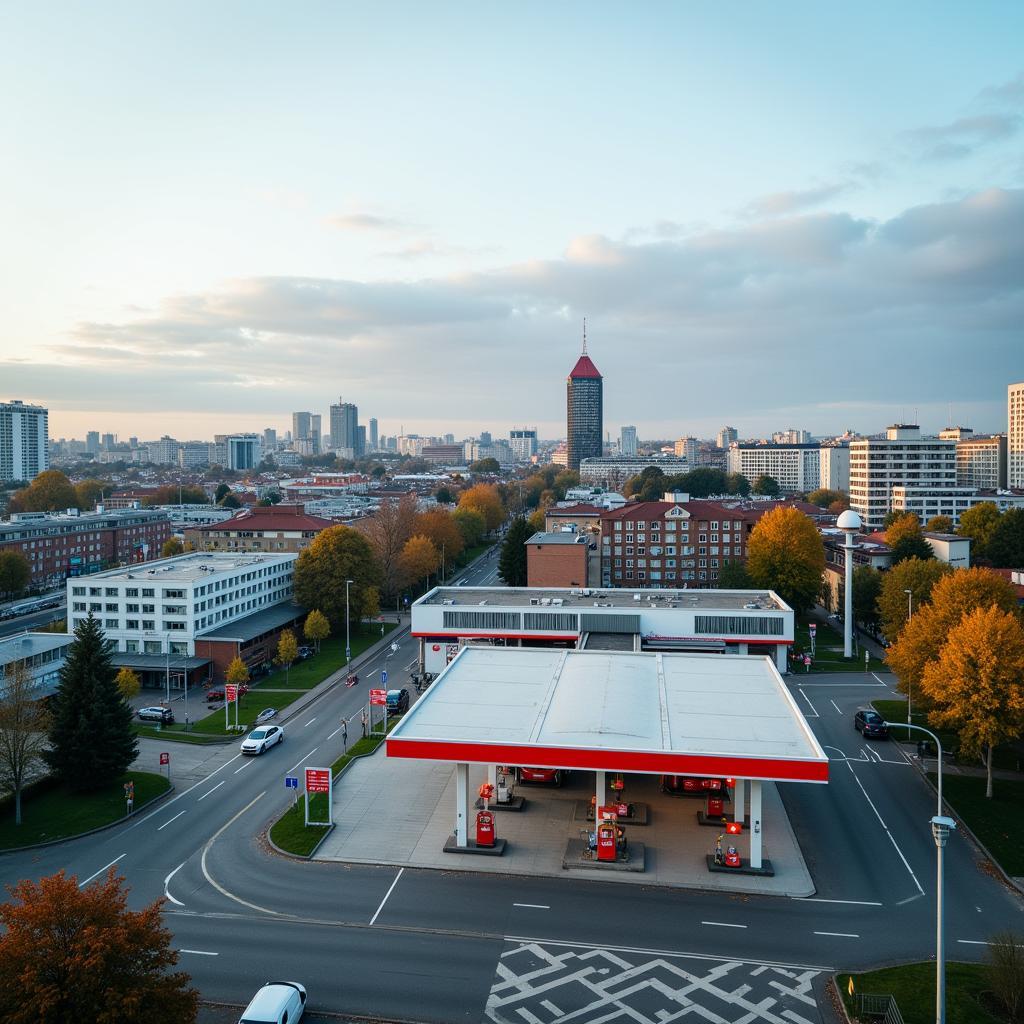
[509,429,539,462]
[579,455,688,487]
[226,434,261,471]
[67,551,296,657]
[890,486,1024,527]
[819,443,850,492]
[727,444,821,493]
[849,425,957,530]
[955,434,1007,490]
[1,400,49,482]
[146,436,180,465]
[716,426,738,450]
[619,425,638,457]
[1010,382,1024,488]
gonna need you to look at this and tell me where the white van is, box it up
[239,981,306,1024]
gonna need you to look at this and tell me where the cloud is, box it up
[740,182,853,219]
[325,212,414,234]
[902,113,1022,161]
[977,70,1024,107]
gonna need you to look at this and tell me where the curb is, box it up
[199,999,421,1023]
[0,780,176,855]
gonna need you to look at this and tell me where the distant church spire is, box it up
[582,317,587,355]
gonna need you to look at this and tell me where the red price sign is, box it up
[225,684,238,703]
[305,768,331,793]
[369,688,387,706]
[159,752,170,766]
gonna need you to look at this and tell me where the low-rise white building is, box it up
[727,443,821,493]
[890,486,1024,526]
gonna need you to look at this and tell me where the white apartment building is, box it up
[673,437,699,462]
[146,436,180,465]
[819,443,850,492]
[716,426,738,449]
[509,429,538,462]
[579,455,688,487]
[67,552,296,657]
[890,486,1024,526]
[227,433,261,470]
[849,425,956,530]
[0,400,49,482]
[955,434,1007,490]
[727,444,820,493]
[619,425,638,456]
[1010,382,1024,488]
[178,442,214,469]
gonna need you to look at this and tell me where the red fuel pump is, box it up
[707,795,725,818]
[596,819,618,861]
[476,810,495,847]
[725,845,741,868]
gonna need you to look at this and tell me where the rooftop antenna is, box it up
[582,317,588,355]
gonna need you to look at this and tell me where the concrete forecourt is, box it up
[0,553,1018,1023]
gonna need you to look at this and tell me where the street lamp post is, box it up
[904,589,914,724]
[882,719,955,1024]
[345,578,354,672]
[836,510,862,659]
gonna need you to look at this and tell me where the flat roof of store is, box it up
[198,602,304,641]
[416,586,788,612]
[82,551,296,584]
[388,648,827,783]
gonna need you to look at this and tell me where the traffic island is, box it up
[475,796,526,811]
[705,854,775,877]
[562,837,646,872]
[575,800,650,825]
[443,835,508,856]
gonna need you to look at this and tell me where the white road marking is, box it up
[233,761,251,774]
[197,780,226,801]
[327,727,340,740]
[179,948,218,956]
[513,903,550,909]
[871,672,894,686]
[303,717,317,728]
[369,868,404,926]
[797,687,819,717]
[78,854,126,887]
[122,753,244,832]
[795,898,882,906]
[200,791,278,915]
[830,699,842,714]
[287,748,318,773]
[157,810,187,831]
[701,921,747,929]
[405,658,418,671]
[958,939,994,946]
[814,931,859,938]
[163,862,186,907]
[896,893,926,906]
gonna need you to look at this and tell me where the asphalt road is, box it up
[0,602,67,638]
[1,557,1021,1022]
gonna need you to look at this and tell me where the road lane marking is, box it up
[830,699,842,714]
[798,687,819,717]
[327,727,340,740]
[701,921,747,929]
[179,949,218,956]
[164,862,186,907]
[157,810,187,831]
[287,748,318,773]
[369,868,404,926]
[871,672,892,685]
[79,854,126,887]
[814,931,859,938]
[405,659,418,671]
[123,753,244,832]
[513,903,550,909]
[197,780,226,801]
[233,761,251,774]
[200,791,278,916]
[303,717,317,728]
[896,894,926,906]
[958,939,994,946]
[795,898,882,906]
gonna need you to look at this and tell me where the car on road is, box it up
[345,672,359,687]
[137,706,174,724]
[385,688,410,714]
[240,724,284,755]
[854,708,889,739]
[238,980,306,1023]
[518,767,566,786]
[255,708,278,724]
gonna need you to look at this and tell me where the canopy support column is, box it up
[595,770,605,812]
[749,780,763,869]
[455,763,468,848]
[733,778,745,824]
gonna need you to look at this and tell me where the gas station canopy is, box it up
[387,648,828,784]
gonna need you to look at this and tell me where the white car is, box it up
[240,724,284,755]
[238,981,306,1023]
[255,708,278,725]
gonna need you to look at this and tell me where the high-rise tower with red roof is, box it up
[566,321,603,471]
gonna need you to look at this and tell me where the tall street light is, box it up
[904,588,914,724]
[883,719,956,1024]
[345,578,354,672]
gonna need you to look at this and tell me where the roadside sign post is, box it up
[341,718,348,754]
[285,775,299,807]
[124,780,134,816]
[808,623,816,658]
[159,751,170,784]
[304,767,333,826]
[865,649,869,673]
[369,688,387,736]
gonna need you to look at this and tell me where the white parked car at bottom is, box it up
[240,724,284,755]
[238,980,306,1023]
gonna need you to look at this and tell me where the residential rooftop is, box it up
[78,551,296,585]
[526,532,589,545]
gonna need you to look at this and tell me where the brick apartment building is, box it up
[0,507,171,589]
[526,532,592,588]
[184,504,333,553]
[542,503,606,536]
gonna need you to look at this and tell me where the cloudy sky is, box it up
[2,2,1022,443]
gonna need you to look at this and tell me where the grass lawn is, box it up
[0,771,170,850]
[794,618,885,673]
[931,773,1024,877]
[837,962,1002,1024]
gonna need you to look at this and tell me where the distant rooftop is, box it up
[527,532,588,546]
[417,585,787,612]
[0,631,73,666]
[80,551,296,584]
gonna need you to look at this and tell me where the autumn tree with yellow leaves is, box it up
[745,507,825,614]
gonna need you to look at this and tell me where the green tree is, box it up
[924,514,954,534]
[885,513,933,564]
[452,507,486,549]
[716,561,752,588]
[752,474,781,496]
[807,488,847,509]
[275,629,299,684]
[469,457,500,474]
[0,870,199,1023]
[143,485,209,506]
[219,493,241,509]
[746,507,825,613]
[303,609,330,653]
[0,551,30,598]
[676,468,729,498]
[957,501,1001,560]
[293,525,382,629]
[551,470,580,499]
[626,466,665,501]
[527,507,547,533]
[498,517,533,587]
[7,470,79,513]
[225,656,249,688]
[987,507,1024,568]
[852,565,883,633]
[0,663,51,825]
[877,557,952,640]
[725,472,751,497]
[434,487,455,505]
[114,667,141,701]
[161,537,184,558]
[45,616,137,792]
[214,483,231,503]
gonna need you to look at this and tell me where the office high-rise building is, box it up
[479,431,492,447]
[292,412,312,449]
[0,400,49,482]
[566,330,603,472]
[510,428,539,462]
[101,432,115,450]
[1010,382,1024,488]
[717,426,738,449]
[369,417,379,451]
[263,428,277,451]
[329,399,359,455]
[309,414,322,454]
[619,425,637,457]
[227,434,261,471]
[86,430,100,454]
[357,425,366,457]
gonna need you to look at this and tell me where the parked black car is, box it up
[385,688,410,715]
[854,708,889,739]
